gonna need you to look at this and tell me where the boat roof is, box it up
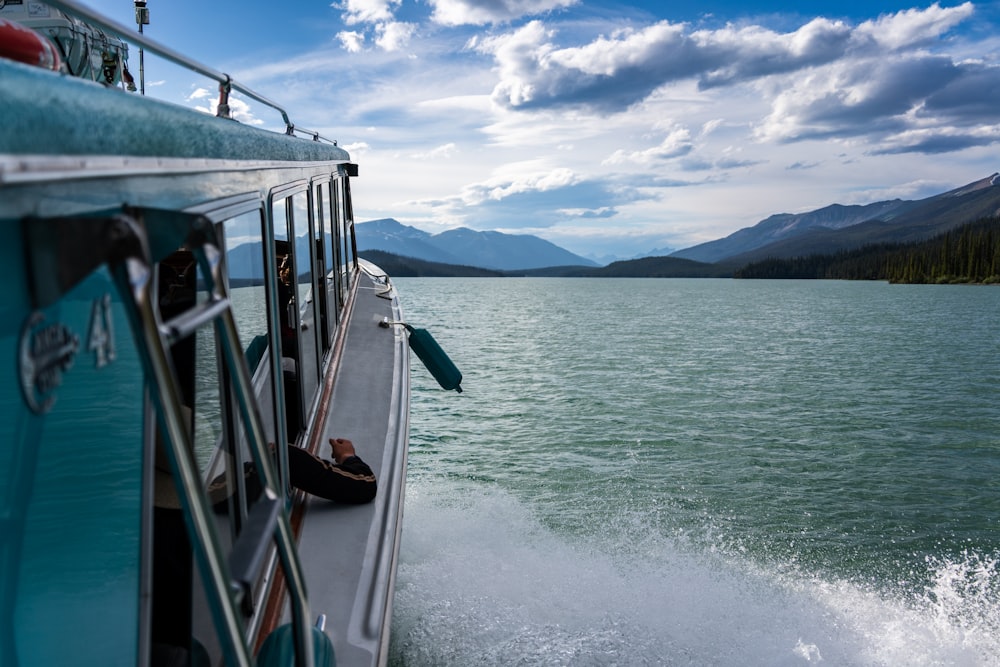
[0,58,352,165]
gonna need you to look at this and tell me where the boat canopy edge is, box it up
[0,60,352,164]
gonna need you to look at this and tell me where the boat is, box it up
[0,1,460,665]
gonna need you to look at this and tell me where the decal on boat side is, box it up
[88,294,117,369]
[19,311,80,414]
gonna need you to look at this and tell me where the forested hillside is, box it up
[358,250,504,277]
[734,217,1000,284]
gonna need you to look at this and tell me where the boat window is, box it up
[312,181,333,349]
[223,210,272,375]
[292,193,322,404]
[273,198,300,436]
[272,194,319,436]
[331,178,346,312]
[220,209,279,496]
[316,180,340,344]
[335,176,355,298]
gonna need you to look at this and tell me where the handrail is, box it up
[37,0,334,143]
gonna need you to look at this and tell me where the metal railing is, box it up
[38,0,333,143]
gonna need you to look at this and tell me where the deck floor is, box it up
[293,270,409,667]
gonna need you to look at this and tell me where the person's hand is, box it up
[330,438,356,463]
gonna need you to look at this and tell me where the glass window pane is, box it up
[290,193,319,405]
[337,178,351,300]
[224,210,269,371]
[313,182,332,347]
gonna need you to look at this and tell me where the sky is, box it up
[83,0,1000,261]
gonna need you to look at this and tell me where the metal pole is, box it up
[134,0,148,95]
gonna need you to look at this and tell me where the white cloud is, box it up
[700,119,724,136]
[188,87,212,103]
[855,2,974,51]
[376,21,417,51]
[603,127,694,166]
[873,124,1000,155]
[410,143,458,159]
[429,0,578,27]
[465,167,580,204]
[751,49,1000,154]
[334,0,400,25]
[341,141,371,156]
[337,30,366,52]
[476,5,980,114]
[186,87,263,125]
[556,206,615,218]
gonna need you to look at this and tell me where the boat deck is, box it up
[292,267,409,666]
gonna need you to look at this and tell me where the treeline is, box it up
[734,216,1000,284]
[357,250,504,277]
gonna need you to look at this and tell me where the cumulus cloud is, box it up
[466,3,1000,156]
[337,30,366,52]
[556,207,616,218]
[333,0,414,51]
[460,167,581,205]
[376,21,417,51]
[753,49,1000,154]
[341,141,371,158]
[411,143,458,159]
[753,55,961,143]
[413,168,660,234]
[429,0,578,27]
[187,87,263,125]
[603,126,694,165]
[334,0,399,25]
[855,2,974,50]
[871,125,1000,155]
[475,4,977,112]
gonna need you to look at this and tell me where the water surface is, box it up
[389,278,999,666]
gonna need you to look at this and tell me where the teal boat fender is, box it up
[380,318,463,392]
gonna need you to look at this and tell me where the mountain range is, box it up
[355,173,999,272]
[671,173,1000,265]
[355,218,597,271]
[226,173,999,279]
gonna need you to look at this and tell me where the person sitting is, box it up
[286,437,377,505]
[209,437,377,508]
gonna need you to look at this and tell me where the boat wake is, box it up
[390,479,999,666]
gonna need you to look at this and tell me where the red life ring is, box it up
[0,18,62,71]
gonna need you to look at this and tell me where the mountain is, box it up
[355,219,597,271]
[732,216,1000,283]
[638,246,677,258]
[671,200,913,263]
[354,219,462,265]
[672,173,1000,264]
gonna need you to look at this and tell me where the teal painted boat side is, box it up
[1,256,145,665]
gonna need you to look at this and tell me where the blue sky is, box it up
[86,0,1000,260]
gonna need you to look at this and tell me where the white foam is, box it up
[390,479,1000,666]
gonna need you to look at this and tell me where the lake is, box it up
[388,278,999,666]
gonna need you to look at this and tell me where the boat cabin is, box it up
[0,3,412,665]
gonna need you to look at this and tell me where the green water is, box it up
[390,278,999,666]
